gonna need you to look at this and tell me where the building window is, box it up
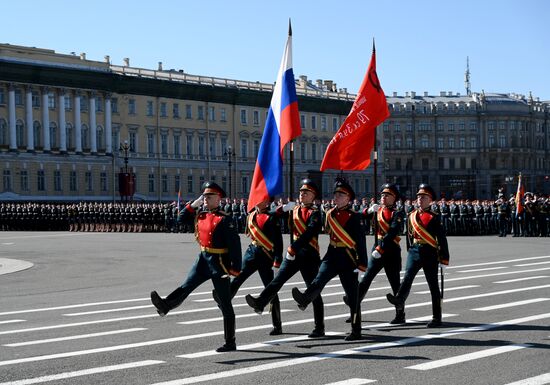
[0,119,6,146]
[321,116,327,131]
[187,175,193,193]
[437,122,444,131]
[449,158,455,170]
[54,170,62,191]
[332,117,338,132]
[97,126,104,151]
[47,93,56,109]
[3,170,11,191]
[160,102,167,117]
[16,120,25,148]
[383,123,390,132]
[37,170,45,191]
[186,104,192,119]
[406,137,413,148]
[31,91,40,107]
[0,88,5,104]
[421,136,429,148]
[198,136,205,158]
[172,103,180,118]
[220,137,227,155]
[174,135,181,158]
[253,110,259,125]
[162,174,168,193]
[80,95,88,111]
[85,171,93,191]
[95,96,103,112]
[437,137,444,149]
[448,123,454,131]
[470,137,477,148]
[300,142,306,160]
[499,135,506,148]
[470,122,477,131]
[148,173,155,193]
[111,98,118,113]
[146,101,154,117]
[69,171,77,191]
[20,170,28,191]
[49,123,57,149]
[459,137,466,148]
[240,138,248,158]
[488,121,495,130]
[488,134,495,148]
[311,116,317,130]
[15,89,23,106]
[311,143,317,161]
[128,98,136,114]
[220,108,227,122]
[186,134,193,158]
[161,133,168,157]
[240,109,247,125]
[198,105,204,120]
[449,137,455,149]
[147,133,155,157]
[129,132,137,152]
[406,123,412,132]
[209,106,215,121]
[199,175,205,189]
[100,172,107,192]
[209,134,216,158]
[395,137,402,148]
[301,115,306,129]
[241,176,249,194]
[459,122,465,131]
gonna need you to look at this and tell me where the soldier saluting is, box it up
[387,183,450,328]
[292,178,367,341]
[150,181,242,352]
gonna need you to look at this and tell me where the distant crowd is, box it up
[1,193,548,237]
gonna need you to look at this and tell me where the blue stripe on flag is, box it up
[279,68,298,111]
[257,109,283,195]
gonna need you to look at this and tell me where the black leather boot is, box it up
[245,294,264,315]
[269,296,283,335]
[389,308,406,324]
[216,317,236,352]
[150,291,170,317]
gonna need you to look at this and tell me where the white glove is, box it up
[190,195,204,209]
[272,266,280,273]
[282,201,296,212]
[371,250,382,259]
[439,263,446,270]
[367,204,380,214]
[285,251,295,261]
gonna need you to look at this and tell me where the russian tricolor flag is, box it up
[247,22,302,212]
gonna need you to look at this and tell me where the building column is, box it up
[105,93,112,154]
[41,87,51,152]
[25,87,34,152]
[74,91,82,154]
[58,90,67,153]
[8,84,17,151]
[89,93,97,154]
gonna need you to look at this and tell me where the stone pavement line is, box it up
[472,298,550,312]
[500,372,550,385]
[4,328,147,347]
[405,343,532,370]
[494,276,549,284]
[0,360,165,385]
[146,313,550,385]
[324,379,377,385]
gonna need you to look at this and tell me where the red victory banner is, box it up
[320,43,390,171]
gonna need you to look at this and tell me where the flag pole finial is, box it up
[288,19,292,37]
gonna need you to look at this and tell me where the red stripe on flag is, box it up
[248,164,270,212]
[279,101,301,155]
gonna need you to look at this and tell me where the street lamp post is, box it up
[119,140,134,202]
[120,140,130,174]
[224,145,235,199]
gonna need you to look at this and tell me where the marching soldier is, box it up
[245,179,325,338]
[150,182,242,352]
[292,178,367,341]
[387,183,450,328]
[214,197,283,335]
[344,183,405,324]
[497,196,510,237]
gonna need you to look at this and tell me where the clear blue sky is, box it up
[3,0,549,100]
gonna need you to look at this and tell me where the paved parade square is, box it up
[1,232,549,385]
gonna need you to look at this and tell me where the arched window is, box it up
[49,122,58,149]
[33,121,42,148]
[0,118,7,146]
[96,125,104,151]
[16,120,25,148]
[81,124,89,150]
[66,123,73,149]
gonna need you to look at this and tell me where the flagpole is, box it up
[371,40,380,250]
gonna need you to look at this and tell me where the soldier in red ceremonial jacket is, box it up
[292,178,367,341]
[387,183,450,328]
[213,197,283,335]
[245,179,325,338]
[150,181,242,352]
[344,183,405,324]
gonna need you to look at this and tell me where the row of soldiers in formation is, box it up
[150,179,450,352]
[1,193,549,237]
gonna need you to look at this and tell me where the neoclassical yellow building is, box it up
[1,43,548,202]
